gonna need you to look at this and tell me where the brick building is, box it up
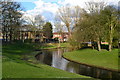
[53,32,69,42]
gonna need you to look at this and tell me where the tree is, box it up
[1,0,23,42]
[74,2,106,51]
[54,17,64,47]
[43,22,53,39]
[72,6,85,28]
[23,14,44,31]
[73,12,95,49]
[22,14,45,42]
[57,5,84,38]
[85,2,106,51]
[85,2,106,13]
[57,6,73,37]
[74,2,119,51]
[101,5,119,51]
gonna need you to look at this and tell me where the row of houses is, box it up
[0,31,69,42]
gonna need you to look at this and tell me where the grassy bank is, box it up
[2,42,89,78]
[3,57,87,78]
[40,43,70,49]
[63,48,119,71]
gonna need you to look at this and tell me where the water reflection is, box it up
[35,51,52,65]
[52,49,62,68]
[66,62,80,73]
[35,48,120,80]
[60,58,69,70]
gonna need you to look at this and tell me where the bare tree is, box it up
[23,14,44,31]
[57,5,84,39]
[22,14,45,42]
[85,1,106,13]
[57,6,73,37]
[54,17,64,47]
[72,6,85,27]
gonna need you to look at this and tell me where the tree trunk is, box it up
[3,33,5,41]
[67,27,71,37]
[5,33,8,42]
[97,38,101,51]
[18,31,20,40]
[9,33,12,41]
[109,43,112,51]
[92,46,95,50]
[66,23,72,39]
[58,33,61,48]
[109,24,113,51]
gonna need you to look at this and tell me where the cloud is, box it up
[22,0,119,19]
[21,0,119,27]
[59,0,119,8]
[21,0,59,23]
[32,0,59,14]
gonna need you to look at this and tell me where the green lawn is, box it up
[3,57,87,78]
[63,49,119,71]
[40,43,70,49]
[2,42,89,78]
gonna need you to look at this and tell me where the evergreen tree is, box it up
[43,22,53,39]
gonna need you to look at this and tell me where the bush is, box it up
[24,39,32,43]
[101,44,109,50]
[13,40,23,43]
[112,38,119,48]
[68,38,80,49]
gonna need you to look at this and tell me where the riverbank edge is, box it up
[42,46,119,72]
[42,47,65,49]
[39,43,72,50]
[62,54,119,72]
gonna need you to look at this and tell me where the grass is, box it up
[40,43,70,49]
[63,48,119,71]
[2,42,89,78]
[3,57,87,78]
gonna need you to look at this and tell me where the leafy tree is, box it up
[100,5,119,51]
[74,3,119,51]
[1,0,23,41]
[73,2,106,51]
[43,22,53,39]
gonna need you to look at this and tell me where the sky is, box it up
[14,0,120,30]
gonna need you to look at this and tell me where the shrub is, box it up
[24,39,32,43]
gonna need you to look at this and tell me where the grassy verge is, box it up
[40,43,70,49]
[63,48,119,71]
[2,42,89,78]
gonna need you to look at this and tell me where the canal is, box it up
[35,48,120,80]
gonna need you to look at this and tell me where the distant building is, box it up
[101,42,109,45]
[1,30,45,42]
[18,30,44,42]
[53,32,69,42]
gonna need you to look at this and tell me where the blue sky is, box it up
[20,2,36,11]
[20,0,64,11]
[20,0,63,11]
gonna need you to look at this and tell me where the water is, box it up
[35,48,120,80]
